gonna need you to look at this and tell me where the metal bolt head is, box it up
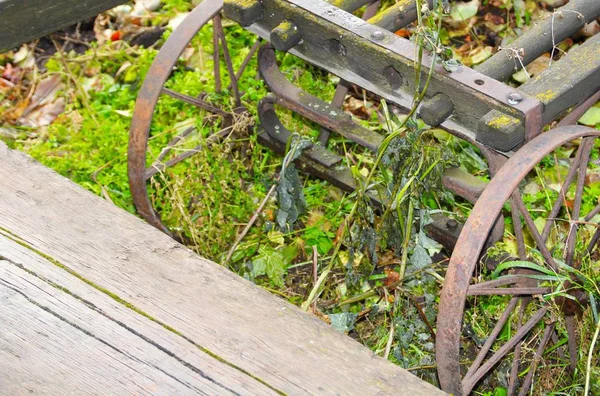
[446,219,458,230]
[507,92,523,105]
[371,31,384,41]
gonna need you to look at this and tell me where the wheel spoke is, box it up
[565,315,578,371]
[551,329,567,361]
[161,88,229,117]
[585,201,600,223]
[465,297,519,380]
[462,307,548,395]
[584,202,600,222]
[146,146,202,179]
[541,142,586,242]
[212,15,221,93]
[229,39,262,90]
[469,276,533,290]
[156,126,196,163]
[565,137,594,266]
[214,14,241,106]
[467,287,551,296]
[511,196,527,260]
[145,126,233,179]
[517,322,555,396]
[588,228,600,255]
[508,298,530,395]
[512,193,559,271]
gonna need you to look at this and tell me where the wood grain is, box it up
[0,141,445,395]
[0,236,275,395]
[0,0,127,52]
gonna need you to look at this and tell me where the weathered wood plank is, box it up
[0,0,127,52]
[519,33,600,125]
[0,141,445,395]
[0,238,275,395]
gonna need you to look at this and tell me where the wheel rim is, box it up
[128,0,259,235]
[436,126,600,395]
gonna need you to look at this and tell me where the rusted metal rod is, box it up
[258,45,384,151]
[477,0,600,81]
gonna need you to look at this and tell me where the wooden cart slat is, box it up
[0,142,444,395]
[0,0,128,52]
[0,242,269,395]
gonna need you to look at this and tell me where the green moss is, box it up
[535,89,557,102]
[487,114,519,128]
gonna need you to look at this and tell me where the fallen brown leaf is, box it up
[343,96,373,119]
[383,268,400,288]
[17,75,65,127]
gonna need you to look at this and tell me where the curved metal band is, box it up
[258,44,384,152]
[435,125,600,395]
[128,0,223,234]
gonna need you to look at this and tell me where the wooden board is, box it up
[0,141,445,395]
[0,0,127,52]
[0,248,272,395]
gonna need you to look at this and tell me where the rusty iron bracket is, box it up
[225,0,543,151]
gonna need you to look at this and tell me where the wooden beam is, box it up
[0,249,271,395]
[0,141,445,395]
[519,33,600,126]
[0,0,127,52]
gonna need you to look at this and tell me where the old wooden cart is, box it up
[0,0,442,394]
[127,0,600,394]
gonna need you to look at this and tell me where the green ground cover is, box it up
[1,0,600,393]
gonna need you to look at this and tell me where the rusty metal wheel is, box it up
[436,126,600,395]
[128,0,259,234]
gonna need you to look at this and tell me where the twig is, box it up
[223,183,276,265]
[499,46,529,79]
[407,364,436,371]
[383,289,397,360]
[549,10,584,66]
[91,159,117,204]
[312,245,318,285]
[337,288,378,307]
[383,317,395,360]
[311,246,319,309]
[399,198,415,283]
[50,37,99,127]
[223,134,304,266]
[260,285,292,299]
[408,293,436,340]
[585,317,600,395]
[302,261,333,310]
[287,255,332,269]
